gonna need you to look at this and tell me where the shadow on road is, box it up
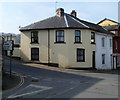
[2,58,118,99]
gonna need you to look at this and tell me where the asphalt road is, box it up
[2,58,119,99]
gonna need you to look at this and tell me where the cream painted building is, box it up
[98,18,120,26]
[20,8,113,68]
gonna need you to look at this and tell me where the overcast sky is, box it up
[0,0,119,34]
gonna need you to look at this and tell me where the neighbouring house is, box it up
[97,18,120,26]
[0,33,21,58]
[95,32,113,69]
[20,8,113,69]
[98,18,120,69]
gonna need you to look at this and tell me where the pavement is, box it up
[2,58,120,99]
[2,71,24,94]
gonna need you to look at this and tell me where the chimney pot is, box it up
[71,10,77,17]
[56,8,64,17]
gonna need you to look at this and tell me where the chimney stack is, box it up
[70,10,77,17]
[56,8,64,17]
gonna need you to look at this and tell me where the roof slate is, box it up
[20,13,114,35]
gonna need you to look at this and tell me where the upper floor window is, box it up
[75,30,81,43]
[115,40,118,49]
[31,31,38,43]
[102,37,105,47]
[91,32,95,44]
[56,30,64,43]
[77,48,85,62]
[118,30,120,37]
[110,38,112,48]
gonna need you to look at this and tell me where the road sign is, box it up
[3,40,14,51]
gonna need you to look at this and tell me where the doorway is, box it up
[31,48,39,61]
[92,51,96,69]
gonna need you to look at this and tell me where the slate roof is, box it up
[20,13,114,35]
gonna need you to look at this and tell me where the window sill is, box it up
[54,42,66,44]
[77,61,85,62]
[30,42,39,44]
[74,42,82,44]
[102,47,105,48]
[91,42,96,44]
[31,60,39,61]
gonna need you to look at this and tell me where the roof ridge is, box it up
[64,14,69,27]
[34,15,56,24]
[97,18,120,25]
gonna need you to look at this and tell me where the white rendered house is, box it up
[95,32,113,69]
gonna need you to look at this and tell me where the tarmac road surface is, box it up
[2,58,119,99]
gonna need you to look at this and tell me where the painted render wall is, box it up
[95,33,113,69]
[49,29,96,68]
[21,29,96,68]
[21,30,48,62]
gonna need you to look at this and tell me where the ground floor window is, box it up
[77,48,85,62]
[31,48,39,60]
[102,54,105,64]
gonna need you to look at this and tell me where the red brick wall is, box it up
[113,37,120,53]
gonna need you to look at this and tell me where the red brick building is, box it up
[104,25,120,68]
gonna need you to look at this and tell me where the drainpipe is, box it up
[48,30,50,65]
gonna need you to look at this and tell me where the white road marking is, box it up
[8,84,52,98]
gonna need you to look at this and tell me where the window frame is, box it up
[110,38,112,48]
[31,48,39,61]
[115,40,118,49]
[91,32,95,44]
[55,30,65,43]
[76,48,85,62]
[75,30,81,43]
[102,37,105,47]
[31,31,38,44]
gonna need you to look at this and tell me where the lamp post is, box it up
[9,34,13,77]
[2,33,5,74]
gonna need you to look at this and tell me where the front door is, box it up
[113,56,117,69]
[31,48,39,61]
[92,51,96,69]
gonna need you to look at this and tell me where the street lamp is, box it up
[2,32,5,74]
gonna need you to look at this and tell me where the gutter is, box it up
[95,31,115,37]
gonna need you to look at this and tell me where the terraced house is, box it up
[20,8,113,69]
[98,18,120,69]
